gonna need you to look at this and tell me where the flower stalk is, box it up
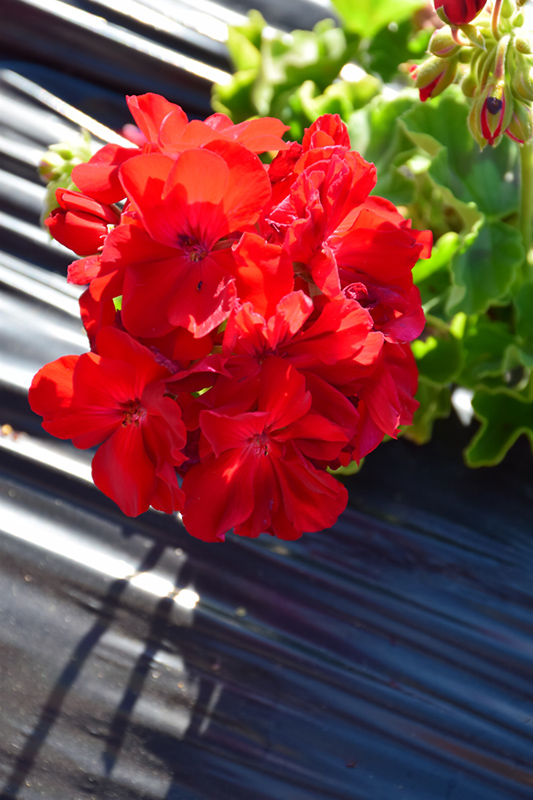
[519,138,533,277]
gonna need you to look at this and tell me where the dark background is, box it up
[1,1,533,798]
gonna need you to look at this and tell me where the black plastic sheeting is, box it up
[1,2,533,799]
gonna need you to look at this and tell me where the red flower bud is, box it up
[410,57,458,102]
[45,188,120,256]
[434,0,487,26]
[480,81,513,146]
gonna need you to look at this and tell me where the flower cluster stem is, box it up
[519,140,533,279]
[491,0,503,40]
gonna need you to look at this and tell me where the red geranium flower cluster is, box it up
[30,94,431,542]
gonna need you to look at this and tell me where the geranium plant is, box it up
[34,0,533,540]
[31,95,430,540]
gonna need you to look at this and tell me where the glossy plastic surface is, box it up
[1,3,533,798]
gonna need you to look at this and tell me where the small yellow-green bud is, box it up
[461,71,478,97]
[514,35,533,55]
[501,0,516,19]
[428,28,461,58]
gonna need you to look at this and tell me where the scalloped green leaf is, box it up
[331,0,425,38]
[515,281,533,366]
[460,316,520,387]
[446,220,524,317]
[400,87,519,219]
[466,388,533,465]
[291,75,380,126]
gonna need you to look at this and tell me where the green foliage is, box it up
[214,2,533,469]
[447,219,524,316]
[331,0,425,38]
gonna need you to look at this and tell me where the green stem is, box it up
[519,139,533,279]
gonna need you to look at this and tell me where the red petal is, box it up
[126,93,184,142]
[92,425,157,516]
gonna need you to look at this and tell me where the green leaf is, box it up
[447,220,524,316]
[331,0,425,38]
[403,379,452,444]
[291,75,381,127]
[412,231,458,313]
[366,20,430,82]
[347,91,421,204]
[212,70,258,122]
[412,330,463,385]
[466,388,533,465]
[460,316,519,385]
[400,87,519,219]
[348,90,416,164]
[328,458,365,476]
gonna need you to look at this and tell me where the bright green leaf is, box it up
[400,87,519,219]
[447,220,524,316]
[331,0,425,38]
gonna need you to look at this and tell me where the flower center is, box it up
[121,398,145,427]
[252,433,270,456]
[178,235,207,262]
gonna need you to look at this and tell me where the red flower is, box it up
[181,358,350,541]
[158,109,290,155]
[222,291,382,387]
[434,0,487,25]
[103,141,271,338]
[45,189,120,256]
[29,327,186,516]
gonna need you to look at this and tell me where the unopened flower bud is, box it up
[38,133,92,187]
[512,64,533,102]
[429,27,461,58]
[514,35,533,55]
[410,57,458,102]
[500,0,516,18]
[434,0,487,26]
[38,150,67,183]
[461,71,478,97]
[479,80,514,146]
[505,99,533,143]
